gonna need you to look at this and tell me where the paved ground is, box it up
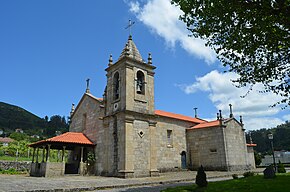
[0,169,263,192]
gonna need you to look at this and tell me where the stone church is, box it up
[68,35,256,178]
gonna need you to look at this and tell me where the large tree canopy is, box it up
[172,0,289,107]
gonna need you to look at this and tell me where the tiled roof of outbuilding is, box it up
[29,132,94,147]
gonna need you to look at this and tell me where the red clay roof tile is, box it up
[155,110,207,124]
[188,120,221,129]
[247,143,257,147]
[30,132,94,147]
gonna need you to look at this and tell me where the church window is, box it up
[167,130,173,147]
[113,72,120,100]
[210,149,217,153]
[136,71,145,95]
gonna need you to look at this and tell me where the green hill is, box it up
[0,102,45,136]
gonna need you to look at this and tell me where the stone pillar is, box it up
[118,117,134,178]
[79,147,85,175]
[46,144,51,162]
[103,119,109,176]
[149,121,159,177]
[36,148,39,163]
[57,150,60,162]
[32,148,36,163]
[80,147,84,163]
[62,146,66,176]
[62,146,66,162]
[42,146,45,162]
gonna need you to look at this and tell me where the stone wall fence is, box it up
[0,160,31,171]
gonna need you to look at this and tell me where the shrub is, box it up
[264,165,276,179]
[243,171,255,177]
[232,174,239,179]
[277,161,286,173]
[195,165,208,187]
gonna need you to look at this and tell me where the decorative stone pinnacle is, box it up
[70,103,75,117]
[194,107,198,118]
[240,115,243,125]
[108,54,113,66]
[148,53,152,65]
[125,43,130,56]
[229,104,233,118]
[86,78,90,93]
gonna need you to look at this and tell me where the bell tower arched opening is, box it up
[136,71,145,95]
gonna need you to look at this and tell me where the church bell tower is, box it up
[105,35,156,116]
[102,35,158,178]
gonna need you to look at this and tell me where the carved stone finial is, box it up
[70,103,75,117]
[229,104,233,118]
[240,115,243,125]
[86,78,90,93]
[194,107,198,118]
[148,53,152,65]
[125,43,130,56]
[108,54,113,66]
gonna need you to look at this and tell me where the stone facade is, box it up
[69,35,256,178]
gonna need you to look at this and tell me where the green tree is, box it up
[9,132,28,141]
[254,152,262,166]
[171,0,290,107]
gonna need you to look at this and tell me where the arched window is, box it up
[113,72,120,100]
[136,71,145,95]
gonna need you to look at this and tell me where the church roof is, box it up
[188,120,221,129]
[118,35,143,62]
[155,110,207,124]
[29,132,94,147]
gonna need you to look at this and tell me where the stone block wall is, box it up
[133,120,150,177]
[155,116,192,172]
[70,93,104,144]
[0,160,31,171]
[187,126,227,170]
[45,162,65,177]
[223,120,249,171]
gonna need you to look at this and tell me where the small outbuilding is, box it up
[29,132,94,177]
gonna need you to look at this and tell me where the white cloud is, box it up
[178,70,287,130]
[128,1,140,13]
[127,0,216,64]
[244,117,284,131]
[283,114,290,121]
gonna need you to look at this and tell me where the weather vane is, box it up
[125,19,135,36]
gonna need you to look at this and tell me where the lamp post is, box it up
[268,133,276,172]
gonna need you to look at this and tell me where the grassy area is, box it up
[162,173,290,192]
[0,155,32,161]
[0,168,28,175]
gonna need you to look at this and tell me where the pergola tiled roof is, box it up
[29,132,94,150]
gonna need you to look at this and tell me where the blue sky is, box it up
[0,0,289,130]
